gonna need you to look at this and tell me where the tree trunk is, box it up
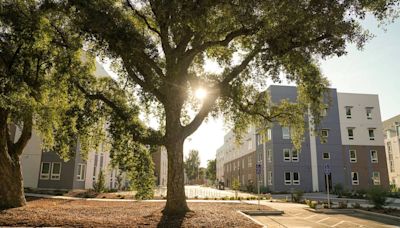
[163,138,190,215]
[0,154,26,209]
[0,110,27,209]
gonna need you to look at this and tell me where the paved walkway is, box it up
[247,201,400,228]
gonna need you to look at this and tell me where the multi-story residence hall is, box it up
[217,85,389,193]
[216,127,256,189]
[383,114,400,187]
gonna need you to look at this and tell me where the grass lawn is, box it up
[0,197,271,227]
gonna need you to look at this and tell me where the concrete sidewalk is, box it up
[246,201,400,228]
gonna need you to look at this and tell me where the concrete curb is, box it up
[236,211,267,228]
[354,209,400,222]
[303,208,356,214]
[241,210,284,216]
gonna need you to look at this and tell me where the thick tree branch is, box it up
[75,82,164,146]
[185,25,261,59]
[126,0,161,37]
[13,113,33,156]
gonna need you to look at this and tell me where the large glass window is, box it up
[51,163,61,180]
[40,162,51,180]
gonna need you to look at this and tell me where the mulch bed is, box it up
[0,197,271,227]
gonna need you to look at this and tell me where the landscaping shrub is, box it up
[310,201,318,209]
[292,190,304,203]
[354,189,367,199]
[338,201,348,209]
[333,183,344,198]
[231,178,240,199]
[93,170,106,193]
[352,202,361,209]
[229,196,235,200]
[367,186,388,209]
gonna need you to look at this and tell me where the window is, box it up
[100,153,104,168]
[267,149,272,162]
[242,159,245,169]
[282,127,290,139]
[233,162,236,171]
[389,160,395,172]
[321,107,328,117]
[51,163,61,180]
[372,172,381,185]
[293,172,300,185]
[93,154,98,180]
[369,129,375,140]
[321,129,329,143]
[370,150,378,163]
[347,128,354,140]
[396,125,400,137]
[40,162,51,180]
[268,171,273,185]
[321,129,329,138]
[349,150,357,163]
[267,129,272,141]
[323,152,330,160]
[366,108,373,119]
[291,149,299,162]
[77,164,86,181]
[386,130,391,139]
[248,174,252,181]
[345,106,352,119]
[283,149,291,162]
[248,156,252,167]
[284,172,291,185]
[351,172,359,185]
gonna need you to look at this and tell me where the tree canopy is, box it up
[8,0,397,214]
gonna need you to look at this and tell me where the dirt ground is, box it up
[0,197,271,227]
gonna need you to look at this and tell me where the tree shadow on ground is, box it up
[157,211,194,228]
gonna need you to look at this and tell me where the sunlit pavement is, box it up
[245,201,400,228]
[155,185,257,198]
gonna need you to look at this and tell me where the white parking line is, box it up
[331,220,345,227]
[317,217,331,223]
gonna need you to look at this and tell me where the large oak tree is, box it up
[0,0,108,208]
[64,0,397,215]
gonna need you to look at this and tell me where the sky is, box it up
[102,15,400,167]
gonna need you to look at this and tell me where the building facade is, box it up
[216,127,257,189]
[383,114,400,187]
[216,85,389,193]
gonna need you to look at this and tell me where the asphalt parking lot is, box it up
[250,202,400,228]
